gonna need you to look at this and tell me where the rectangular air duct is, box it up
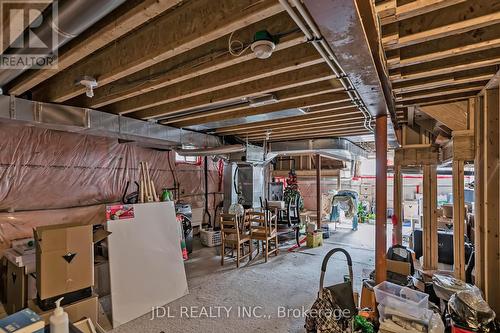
[0,95,221,149]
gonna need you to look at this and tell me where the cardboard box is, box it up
[306,232,323,248]
[29,294,98,325]
[387,259,411,276]
[35,223,94,300]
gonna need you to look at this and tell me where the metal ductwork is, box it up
[0,95,221,148]
[268,138,368,162]
[175,144,246,156]
[0,0,126,87]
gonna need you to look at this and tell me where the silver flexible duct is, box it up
[0,0,126,87]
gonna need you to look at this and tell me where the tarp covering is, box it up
[0,123,223,250]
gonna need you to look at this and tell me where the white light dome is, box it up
[251,40,276,59]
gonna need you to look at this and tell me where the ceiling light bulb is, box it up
[251,40,276,59]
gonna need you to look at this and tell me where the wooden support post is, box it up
[375,115,388,284]
[337,173,341,190]
[393,165,403,245]
[452,160,466,280]
[422,164,438,270]
[316,154,321,229]
[483,88,500,313]
[474,95,485,291]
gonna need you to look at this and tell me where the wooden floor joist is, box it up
[30,0,285,103]
[218,115,365,136]
[214,103,357,133]
[126,62,336,119]
[396,91,478,108]
[7,0,182,96]
[244,123,367,139]
[376,0,466,26]
[391,55,500,83]
[389,37,500,70]
[166,92,350,127]
[385,12,500,50]
[393,72,496,94]
[419,101,468,131]
[71,16,304,109]
[254,129,371,142]
[396,84,486,103]
[106,43,326,115]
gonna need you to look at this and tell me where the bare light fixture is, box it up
[251,30,277,59]
[77,76,98,98]
[229,30,278,59]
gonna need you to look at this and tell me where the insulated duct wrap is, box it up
[0,124,224,249]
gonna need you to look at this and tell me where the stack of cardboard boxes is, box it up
[29,223,99,325]
[1,222,105,326]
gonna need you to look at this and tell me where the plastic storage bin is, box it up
[374,281,429,317]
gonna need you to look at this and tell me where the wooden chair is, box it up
[249,211,279,262]
[220,213,252,268]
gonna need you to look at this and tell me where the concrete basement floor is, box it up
[108,222,381,333]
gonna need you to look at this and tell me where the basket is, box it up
[200,229,221,247]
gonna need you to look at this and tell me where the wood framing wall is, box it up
[422,164,438,270]
[474,87,500,313]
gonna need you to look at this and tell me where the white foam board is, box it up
[107,202,188,328]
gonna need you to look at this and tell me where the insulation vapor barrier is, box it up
[0,124,223,249]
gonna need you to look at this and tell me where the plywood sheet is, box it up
[107,202,188,328]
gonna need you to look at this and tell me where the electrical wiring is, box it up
[228,30,252,57]
[115,28,300,90]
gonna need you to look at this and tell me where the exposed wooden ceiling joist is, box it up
[382,1,500,51]
[247,124,368,139]
[68,13,304,109]
[7,0,182,96]
[390,53,500,83]
[222,115,365,136]
[376,0,466,26]
[165,91,351,128]
[213,103,358,133]
[377,0,500,130]
[418,101,468,131]
[396,82,488,102]
[250,128,371,141]
[395,91,477,107]
[29,0,284,103]
[115,45,327,116]
[131,68,340,120]
[233,119,365,137]
[393,69,496,94]
[388,36,500,70]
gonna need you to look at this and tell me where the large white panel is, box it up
[107,202,188,328]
